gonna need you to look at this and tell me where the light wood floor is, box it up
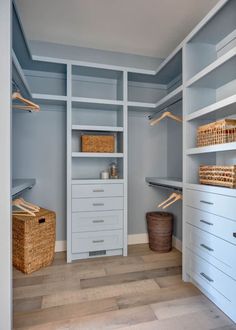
[13,244,236,330]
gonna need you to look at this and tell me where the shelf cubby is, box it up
[185,0,236,80]
[72,66,123,101]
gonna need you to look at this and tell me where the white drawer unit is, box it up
[185,206,236,245]
[72,210,123,233]
[186,251,236,322]
[72,183,123,198]
[185,189,236,220]
[186,223,236,279]
[72,197,124,212]
[72,230,123,253]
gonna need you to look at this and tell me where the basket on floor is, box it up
[146,212,173,253]
[13,207,56,274]
[199,165,236,188]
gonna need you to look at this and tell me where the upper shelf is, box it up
[146,177,183,189]
[12,51,32,98]
[186,142,236,155]
[72,125,123,132]
[12,178,36,196]
[72,152,124,158]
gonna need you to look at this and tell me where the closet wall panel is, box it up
[12,109,66,241]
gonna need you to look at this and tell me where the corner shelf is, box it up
[72,152,124,158]
[186,95,236,121]
[187,142,236,155]
[146,177,183,189]
[12,179,36,196]
[72,125,123,132]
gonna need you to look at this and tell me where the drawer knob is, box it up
[200,243,214,252]
[92,220,104,223]
[200,272,214,283]
[93,203,104,206]
[93,239,104,243]
[200,220,213,226]
[233,233,236,238]
[200,200,214,205]
[93,189,104,193]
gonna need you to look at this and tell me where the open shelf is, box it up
[72,152,124,158]
[32,93,67,106]
[127,101,156,111]
[187,142,236,155]
[146,177,183,189]
[186,94,236,121]
[72,179,124,184]
[12,178,36,196]
[72,125,123,132]
[72,97,123,107]
[12,52,32,98]
[186,47,236,88]
[185,182,236,198]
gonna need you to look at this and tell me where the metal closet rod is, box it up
[148,97,182,120]
[148,183,182,192]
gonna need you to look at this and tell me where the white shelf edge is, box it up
[186,95,236,121]
[128,85,183,111]
[184,183,236,198]
[72,125,123,132]
[146,177,183,189]
[186,46,236,87]
[72,152,124,158]
[72,97,124,106]
[32,93,67,101]
[12,178,36,196]
[71,179,124,184]
[187,142,236,155]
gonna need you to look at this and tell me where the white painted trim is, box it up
[55,235,182,252]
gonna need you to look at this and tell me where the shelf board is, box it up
[187,142,236,155]
[128,85,183,112]
[12,51,32,98]
[186,47,236,88]
[32,93,67,106]
[146,177,183,189]
[72,179,124,184]
[72,97,123,109]
[185,183,236,198]
[12,179,36,196]
[187,95,236,121]
[72,152,124,158]
[72,125,123,132]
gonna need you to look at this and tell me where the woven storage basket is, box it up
[13,208,56,274]
[81,134,115,153]
[199,165,236,188]
[146,212,173,253]
[197,119,236,147]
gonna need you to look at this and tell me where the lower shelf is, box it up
[12,179,36,196]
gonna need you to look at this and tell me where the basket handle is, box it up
[39,218,46,224]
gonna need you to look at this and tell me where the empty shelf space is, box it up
[72,125,123,132]
[12,179,36,196]
[187,95,236,121]
[185,183,236,198]
[72,152,124,158]
[186,47,236,88]
[146,177,183,189]
[72,179,124,184]
[187,142,236,155]
[72,97,123,108]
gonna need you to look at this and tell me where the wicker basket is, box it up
[81,134,115,153]
[197,119,236,147]
[146,212,173,253]
[199,165,236,188]
[13,208,56,274]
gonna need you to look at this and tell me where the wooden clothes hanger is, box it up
[158,192,182,209]
[12,198,40,217]
[150,111,182,126]
[162,193,182,209]
[12,91,40,112]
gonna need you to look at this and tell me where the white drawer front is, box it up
[72,210,123,233]
[72,230,123,253]
[187,251,236,321]
[185,189,236,220]
[72,197,123,212]
[72,183,123,198]
[185,206,236,245]
[186,223,236,279]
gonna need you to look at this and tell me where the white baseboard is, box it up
[55,235,182,252]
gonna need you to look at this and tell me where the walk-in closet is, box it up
[1,0,236,329]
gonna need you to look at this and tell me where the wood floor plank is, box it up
[141,249,181,263]
[13,296,42,314]
[80,266,182,289]
[13,297,118,329]
[154,274,183,288]
[117,283,200,309]
[42,279,160,309]
[18,305,157,330]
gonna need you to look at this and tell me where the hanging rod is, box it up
[148,183,182,192]
[148,97,182,120]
